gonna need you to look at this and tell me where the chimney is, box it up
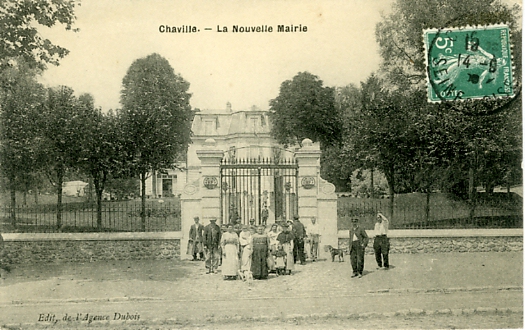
[226,102,232,112]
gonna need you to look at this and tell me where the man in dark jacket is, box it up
[203,218,222,274]
[292,215,307,265]
[349,218,369,278]
[188,216,204,261]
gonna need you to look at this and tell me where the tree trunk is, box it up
[23,190,27,206]
[87,177,93,202]
[388,184,394,223]
[93,175,103,230]
[141,171,147,231]
[370,168,374,199]
[485,182,494,193]
[96,188,103,231]
[152,169,157,198]
[10,183,16,227]
[56,168,64,230]
[425,190,430,226]
[468,167,475,225]
[385,168,395,223]
[34,188,39,204]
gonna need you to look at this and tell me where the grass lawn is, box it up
[1,193,181,233]
[338,192,522,230]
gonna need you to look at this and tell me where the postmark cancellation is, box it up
[424,24,514,103]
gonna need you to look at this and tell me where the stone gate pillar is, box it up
[180,138,223,260]
[295,138,338,260]
[196,138,224,225]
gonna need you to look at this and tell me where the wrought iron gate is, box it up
[220,158,298,225]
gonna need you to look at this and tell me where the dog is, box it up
[325,245,345,262]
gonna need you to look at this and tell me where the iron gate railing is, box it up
[220,157,298,225]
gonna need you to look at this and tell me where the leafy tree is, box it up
[0,60,45,225]
[373,0,521,222]
[320,84,361,191]
[0,0,77,226]
[269,72,342,148]
[77,97,127,229]
[0,0,78,70]
[353,75,423,219]
[40,86,93,229]
[120,53,193,230]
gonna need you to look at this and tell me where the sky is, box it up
[37,0,395,112]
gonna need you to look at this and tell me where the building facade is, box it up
[144,103,294,203]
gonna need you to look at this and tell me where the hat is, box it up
[210,218,217,222]
[194,216,200,220]
[293,215,299,220]
[351,218,359,223]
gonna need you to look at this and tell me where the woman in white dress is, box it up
[220,224,240,280]
[267,223,280,272]
[238,225,253,279]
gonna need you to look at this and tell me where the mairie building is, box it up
[144,103,293,199]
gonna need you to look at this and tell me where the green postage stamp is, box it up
[424,24,514,102]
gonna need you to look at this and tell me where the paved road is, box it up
[0,252,522,328]
[2,290,522,324]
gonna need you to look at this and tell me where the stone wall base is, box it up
[338,236,523,254]
[2,236,521,265]
[3,240,180,264]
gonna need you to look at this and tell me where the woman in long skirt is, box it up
[238,225,253,279]
[251,225,270,279]
[220,224,239,280]
[267,223,280,272]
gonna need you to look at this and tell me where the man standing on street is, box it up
[187,216,204,261]
[292,215,306,265]
[349,218,369,278]
[203,218,222,274]
[306,217,321,262]
[374,212,390,270]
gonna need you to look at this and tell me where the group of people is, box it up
[187,211,390,281]
[187,215,322,280]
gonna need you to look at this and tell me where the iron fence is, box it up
[338,194,523,230]
[1,201,181,233]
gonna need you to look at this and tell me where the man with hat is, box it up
[291,215,307,265]
[349,218,369,278]
[203,218,222,274]
[187,216,204,261]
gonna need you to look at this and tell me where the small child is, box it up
[273,244,287,275]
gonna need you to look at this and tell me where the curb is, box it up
[367,285,523,295]
[3,306,522,329]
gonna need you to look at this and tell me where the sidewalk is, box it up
[0,252,522,327]
[1,252,522,303]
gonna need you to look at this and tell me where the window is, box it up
[204,120,215,135]
[249,117,258,134]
